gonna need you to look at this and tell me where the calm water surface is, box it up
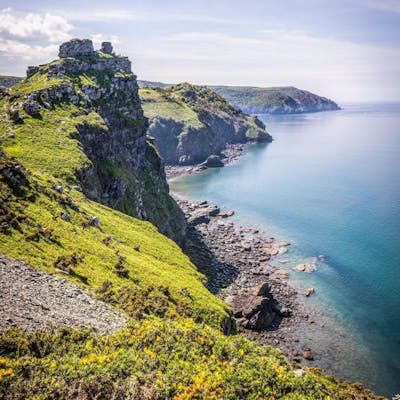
[171,104,400,397]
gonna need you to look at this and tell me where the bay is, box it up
[170,103,400,397]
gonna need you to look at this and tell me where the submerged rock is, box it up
[295,263,315,273]
[302,348,314,360]
[304,288,315,297]
[204,154,224,168]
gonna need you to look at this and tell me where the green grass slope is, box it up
[140,86,203,128]
[140,83,271,165]
[0,71,229,328]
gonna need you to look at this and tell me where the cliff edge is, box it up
[2,39,185,243]
[140,83,272,165]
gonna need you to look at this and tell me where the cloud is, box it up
[0,8,73,65]
[0,7,73,43]
[91,34,120,49]
[132,28,400,101]
[63,8,234,24]
[63,9,145,22]
[0,38,58,60]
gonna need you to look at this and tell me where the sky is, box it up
[0,0,399,102]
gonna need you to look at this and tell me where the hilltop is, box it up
[210,85,340,114]
[0,39,382,399]
[139,80,340,115]
[140,83,271,165]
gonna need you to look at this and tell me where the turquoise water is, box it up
[170,104,400,397]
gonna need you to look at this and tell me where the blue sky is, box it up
[0,0,399,101]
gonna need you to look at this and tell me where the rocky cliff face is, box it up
[3,39,185,243]
[140,83,272,165]
[0,75,22,88]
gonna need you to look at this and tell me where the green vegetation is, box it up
[210,85,340,114]
[0,320,383,400]
[0,148,228,329]
[140,87,203,128]
[140,83,271,164]
[12,73,62,96]
[4,105,96,182]
[0,53,380,399]
[139,80,340,115]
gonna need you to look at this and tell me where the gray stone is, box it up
[188,210,210,226]
[23,97,41,116]
[101,41,113,54]
[0,255,126,334]
[59,38,95,58]
[60,212,70,222]
[302,348,314,360]
[90,216,100,228]
[204,154,224,168]
[9,107,22,123]
[26,66,39,78]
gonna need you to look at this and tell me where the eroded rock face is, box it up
[11,39,186,244]
[143,84,272,166]
[58,38,95,58]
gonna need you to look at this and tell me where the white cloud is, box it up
[0,8,73,68]
[0,7,73,43]
[0,38,58,60]
[91,34,120,49]
[63,9,145,22]
[63,8,234,24]
[131,29,400,101]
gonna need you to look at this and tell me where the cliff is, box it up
[210,85,341,114]
[140,83,272,165]
[1,39,185,243]
[0,40,382,400]
[0,75,22,88]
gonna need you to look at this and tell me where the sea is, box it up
[170,103,400,397]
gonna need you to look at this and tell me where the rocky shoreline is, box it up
[165,142,255,180]
[175,195,320,364]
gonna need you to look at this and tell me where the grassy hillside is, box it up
[138,81,340,115]
[0,76,229,328]
[140,86,203,128]
[140,83,271,165]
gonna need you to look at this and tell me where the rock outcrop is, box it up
[58,38,95,58]
[140,83,272,165]
[5,39,186,243]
